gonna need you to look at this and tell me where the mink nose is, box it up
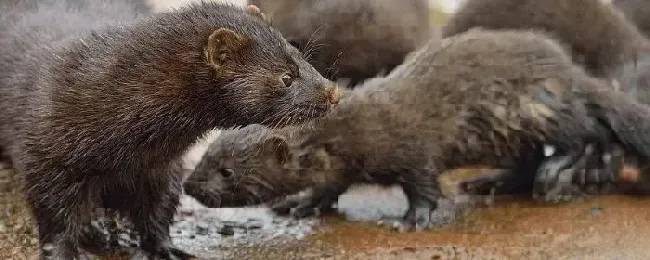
[326,84,341,105]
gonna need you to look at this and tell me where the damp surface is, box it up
[4,166,650,260]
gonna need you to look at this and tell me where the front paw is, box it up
[270,192,333,218]
[379,197,435,233]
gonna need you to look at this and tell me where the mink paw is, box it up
[393,207,432,232]
[270,192,336,218]
[379,198,435,233]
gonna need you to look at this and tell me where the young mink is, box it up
[442,0,650,79]
[612,0,650,38]
[248,0,433,87]
[0,1,339,259]
[185,28,650,232]
[184,123,542,209]
[183,124,313,207]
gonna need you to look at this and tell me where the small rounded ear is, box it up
[262,136,290,165]
[245,4,271,24]
[204,28,250,72]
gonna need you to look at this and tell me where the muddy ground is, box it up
[4,159,650,260]
[3,0,650,259]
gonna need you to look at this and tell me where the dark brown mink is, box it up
[0,0,339,259]
[612,0,650,38]
[442,0,650,79]
[249,0,433,87]
[185,28,650,232]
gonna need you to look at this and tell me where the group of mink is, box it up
[187,0,650,237]
[1,0,650,259]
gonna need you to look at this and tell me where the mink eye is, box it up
[220,168,234,178]
[281,73,294,87]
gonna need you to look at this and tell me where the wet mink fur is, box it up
[0,0,339,259]
[185,28,650,232]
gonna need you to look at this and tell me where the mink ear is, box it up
[262,135,290,165]
[204,28,250,72]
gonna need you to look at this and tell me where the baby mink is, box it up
[0,1,338,259]
[185,28,650,232]
[184,124,310,207]
[249,0,433,87]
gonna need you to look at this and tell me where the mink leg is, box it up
[25,170,96,260]
[383,167,441,233]
[271,183,348,218]
[128,169,195,260]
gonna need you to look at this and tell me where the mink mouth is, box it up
[292,104,333,119]
[264,103,332,127]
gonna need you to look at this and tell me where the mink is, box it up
[183,124,315,208]
[183,123,543,210]
[0,1,339,259]
[442,0,650,79]
[249,0,433,87]
[184,28,650,232]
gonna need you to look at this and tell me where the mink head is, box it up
[113,3,341,131]
[181,3,341,128]
[183,125,298,207]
